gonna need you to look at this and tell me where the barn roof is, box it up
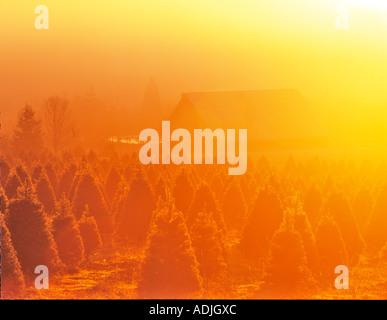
[170,89,327,141]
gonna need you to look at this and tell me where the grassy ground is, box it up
[23,242,387,300]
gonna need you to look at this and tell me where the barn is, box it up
[169,89,328,150]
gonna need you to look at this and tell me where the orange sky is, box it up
[1,0,387,140]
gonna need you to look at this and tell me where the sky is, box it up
[1,0,387,140]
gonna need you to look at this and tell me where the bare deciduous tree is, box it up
[41,96,77,155]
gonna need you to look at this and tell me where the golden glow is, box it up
[1,0,387,144]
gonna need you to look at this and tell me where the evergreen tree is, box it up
[365,185,387,254]
[52,196,84,267]
[105,165,122,202]
[1,218,25,298]
[221,181,247,232]
[6,185,62,278]
[241,187,283,259]
[1,157,11,187]
[154,175,168,203]
[188,182,225,232]
[173,170,194,216]
[31,163,43,182]
[1,186,8,214]
[58,163,77,197]
[137,202,202,298]
[293,204,319,275]
[315,216,348,279]
[72,169,112,234]
[263,212,311,298]
[303,184,322,231]
[78,205,102,260]
[15,161,30,184]
[352,188,373,234]
[116,167,155,244]
[326,192,364,261]
[36,168,56,215]
[190,212,226,282]
[44,162,59,195]
[5,168,23,200]
[13,104,43,153]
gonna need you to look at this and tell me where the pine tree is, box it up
[263,211,311,299]
[31,163,43,182]
[4,168,23,200]
[352,188,373,234]
[44,162,59,195]
[36,168,56,215]
[365,185,387,254]
[137,202,202,298]
[315,216,348,279]
[154,175,168,203]
[6,185,62,278]
[58,163,77,196]
[173,170,194,216]
[105,165,122,202]
[52,196,84,267]
[1,157,11,187]
[78,205,102,260]
[326,192,364,261]
[116,167,155,244]
[221,181,247,232]
[72,169,112,234]
[241,187,283,260]
[303,184,322,231]
[15,161,30,184]
[188,182,225,232]
[190,212,226,282]
[13,104,43,153]
[1,217,25,298]
[293,204,319,275]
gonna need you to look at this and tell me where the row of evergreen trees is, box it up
[2,152,387,298]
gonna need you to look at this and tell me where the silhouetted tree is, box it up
[352,188,373,234]
[190,212,226,282]
[263,211,311,298]
[58,163,77,196]
[1,157,11,187]
[303,184,322,231]
[6,185,61,278]
[41,96,76,155]
[13,104,43,153]
[293,204,319,275]
[15,161,29,184]
[44,162,59,195]
[326,192,364,261]
[241,187,283,260]
[188,182,225,232]
[221,181,247,232]
[116,167,155,244]
[137,201,202,298]
[36,169,56,215]
[365,185,387,254]
[31,163,43,182]
[78,205,102,260]
[72,169,112,234]
[1,217,25,298]
[4,168,23,200]
[52,196,84,268]
[154,175,168,203]
[315,216,348,280]
[105,165,122,202]
[173,170,194,216]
